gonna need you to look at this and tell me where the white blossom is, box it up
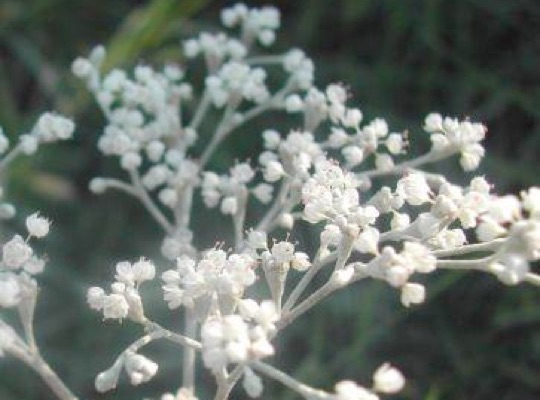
[401,283,426,307]
[2,235,33,269]
[373,363,405,394]
[26,213,51,238]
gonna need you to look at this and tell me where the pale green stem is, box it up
[357,149,455,179]
[245,55,285,65]
[129,169,174,235]
[234,187,249,249]
[5,327,79,400]
[102,178,138,197]
[277,269,367,331]
[199,102,238,168]
[255,178,292,233]
[282,252,337,313]
[0,144,23,172]
[251,361,328,400]
[213,366,243,400]
[189,89,211,131]
[182,310,198,393]
[433,239,505,258]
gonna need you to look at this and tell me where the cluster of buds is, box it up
[71,3,540,400]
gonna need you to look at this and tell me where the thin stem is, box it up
[234,187,249,249]
[175,184,195,228]
[144,320,202,350]
[200,78,297,170]
[102,178,138,197]
[31,353,79,400]
[256,178,292,233]
[189,89,211,131]
[524,273,540,286]
[433,239,505,258]
[245,55,285,65]
[0,144,23,172]
[199,102,238,168]
[129,169,174,235]
[277,270,366,331]
[282,252,337,313]
[182,310,197,393]
[214,366,243,400]
[357,149,454,180]
[251,361,328,400]
[436,256,495,270]
[8,341,78,400]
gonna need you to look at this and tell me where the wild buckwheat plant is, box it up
[1,3,539,400]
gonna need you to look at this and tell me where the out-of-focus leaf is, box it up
[103,0,209,70]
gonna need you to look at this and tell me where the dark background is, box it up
[0,0,539,399]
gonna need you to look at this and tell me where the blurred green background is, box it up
[0,0,539,399]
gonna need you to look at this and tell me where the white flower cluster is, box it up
[332,363,405,400]
[87,259,155,322]
[201,301,276,374]
[161,249,256,314]
[95,349,159,393]
[201,162,271,216]
[424,113,486,170]
[73,3,540,400]
[0,214,50,310]
[0,115,74,219]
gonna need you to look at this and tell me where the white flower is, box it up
[102,293,129,320]
[354,227,380,255]
[221,196,238,215]
[0,277,20,308]
[396,173,432,206]
[120,152,142,170]
[402,242,436,273]
[89,177,108,194]
[489,253,529,285]
[87,287,106,310]
[2,235,33,269]
[521,187,540,219]
[271,241,295,264]
[132,259,155,282]
[373,363,405,394]
[34,112,75,142]
[342,146,364,167]
[252,183,273,204]
[334,380,379,400]
[401,283,426,307]
[26,213,50,238]
[424,113,443,133]
[243,367,263,398]
[247,230,267,249]
[386,133,404,154]
[391,213,410,230]
[263,160,284,182]
[375,153,394,171]
[289,251,309,271]
[285,94,304,112]
[124,352,159,385]
[20,134,38,155]
[278,213,294,230]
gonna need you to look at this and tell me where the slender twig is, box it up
[282,252,337,313]
[256,178,292,233]
[356,149,454,180]
[182,310,198,392]
[251,361,328,400]
[433,239,505,258]
[0,144,23,172]
[129,169,174,235]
